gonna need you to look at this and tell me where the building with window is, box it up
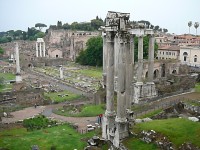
[157,45,180,60]
[180,46,200,67]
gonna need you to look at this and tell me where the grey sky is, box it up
[0,0,199,34]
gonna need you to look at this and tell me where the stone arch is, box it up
[194,55,197,62]
[172,70,177,74]
[161,64,165,77]
[153,69,159,79]
[28,64,33,68]
[183,52,188,61]
[145,71,148,79]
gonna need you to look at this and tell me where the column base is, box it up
[145,82,157,98]
[16,75,22,83]
[113,116,129,148]
[102,110,116,140]
[133,82,143,104]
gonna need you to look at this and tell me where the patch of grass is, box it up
[0,73,15,80]
[54,104,105,117]
[0,124,97,150]
[123,138,159,150]
[139,109,163,119]
[183,99,200,106]
[133,118,200,148]
[195,83,200,92]
[77,68,102,79]
[0,83,13,92]
[44,91,82,103]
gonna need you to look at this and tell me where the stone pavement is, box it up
[1,105,97,132]
[1,106,45,124]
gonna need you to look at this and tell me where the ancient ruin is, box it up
[101,11,157,148]
[36,38,46,57]
[15,42,22,83]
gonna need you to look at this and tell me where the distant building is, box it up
[180,46,200,67]
[157,45,180,60]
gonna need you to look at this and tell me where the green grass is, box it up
[132,118,200,148]
[0,83,13,92]
[76,68,102,79]
[0,124,97,150]
[123,138,159,150]
[195,83,200,92]
[44,91,82,103]
[139,109,163,119]
[0,73,15,80]
[183,99,200,106]
[54,104,105,117]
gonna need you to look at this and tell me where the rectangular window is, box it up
[194,58,197,62]
[166,52,168,55]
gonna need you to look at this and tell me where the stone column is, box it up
[36,42,38,57]
[147,35,154,83]
[133,35,144,103]
[15,42,22,82]
[147,35,157,97]
[114,33,119,92]
[126,34,134,109]
[60,66,63,79]
[43,42,45,57]
[39,42,42,57]
[102,31,116,141]
[102,32,107,88]
[113,32,129,148]
[137,35,144,83]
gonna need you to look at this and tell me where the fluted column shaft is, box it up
[39,43,42,57]
[148,35,155,82]
[43,42,45,57]
[137,36,143,83]
[102,33,107,87]
[15,43,20,74]
[106,31,115,113]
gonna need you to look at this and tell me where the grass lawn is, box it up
[139,109,163,119]
[0,124,97,150]
[76,68,102,79]
[0,73,15,80]
[123,138,159,150]
[54,104,105,117]
[195,83,200,92]
[132,118,200,148]
[44,91,82,103]
[0,73,15,92]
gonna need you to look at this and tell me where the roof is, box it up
[158,45,180,51]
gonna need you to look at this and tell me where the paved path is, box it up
[1,104,96,132]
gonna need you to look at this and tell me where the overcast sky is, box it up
[0,0,199,35]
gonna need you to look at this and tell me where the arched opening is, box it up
[161,64,165,77]
[28,64,32,68]
[183,52,188,62]
[172,70,177,74]
[153,69,159,79]
[145,71,148,79]
[194,55,197,62]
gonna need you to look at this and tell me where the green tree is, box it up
[76,36,103,66]
[35,23,47,31]
[34,32,45,39]
[91,16,104,30]
[0,47,4,54]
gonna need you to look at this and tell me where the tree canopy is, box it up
[76,35,158,67]
[0,47,4,54]
[35,23,47,30]
[76,36,103,66]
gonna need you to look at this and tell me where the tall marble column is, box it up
[114,33,119,92]
[137,35,144,83]
[15,42,22,82]
[125,34,134,109]
[36,42,38,57]
[147,35,155,83]
[43,42,45,57]
[102,31,116,141]
[133,35,144,103]
[102,32,107,88]
[39,43,42,57]
[147,34,157,97]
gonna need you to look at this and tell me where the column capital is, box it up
[106,31,115,42]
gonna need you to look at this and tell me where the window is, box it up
[184,56,187,61]
[194,55,197,62]
[169,52,171,55]
[166,52,168,55]
[163,52,164,55]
